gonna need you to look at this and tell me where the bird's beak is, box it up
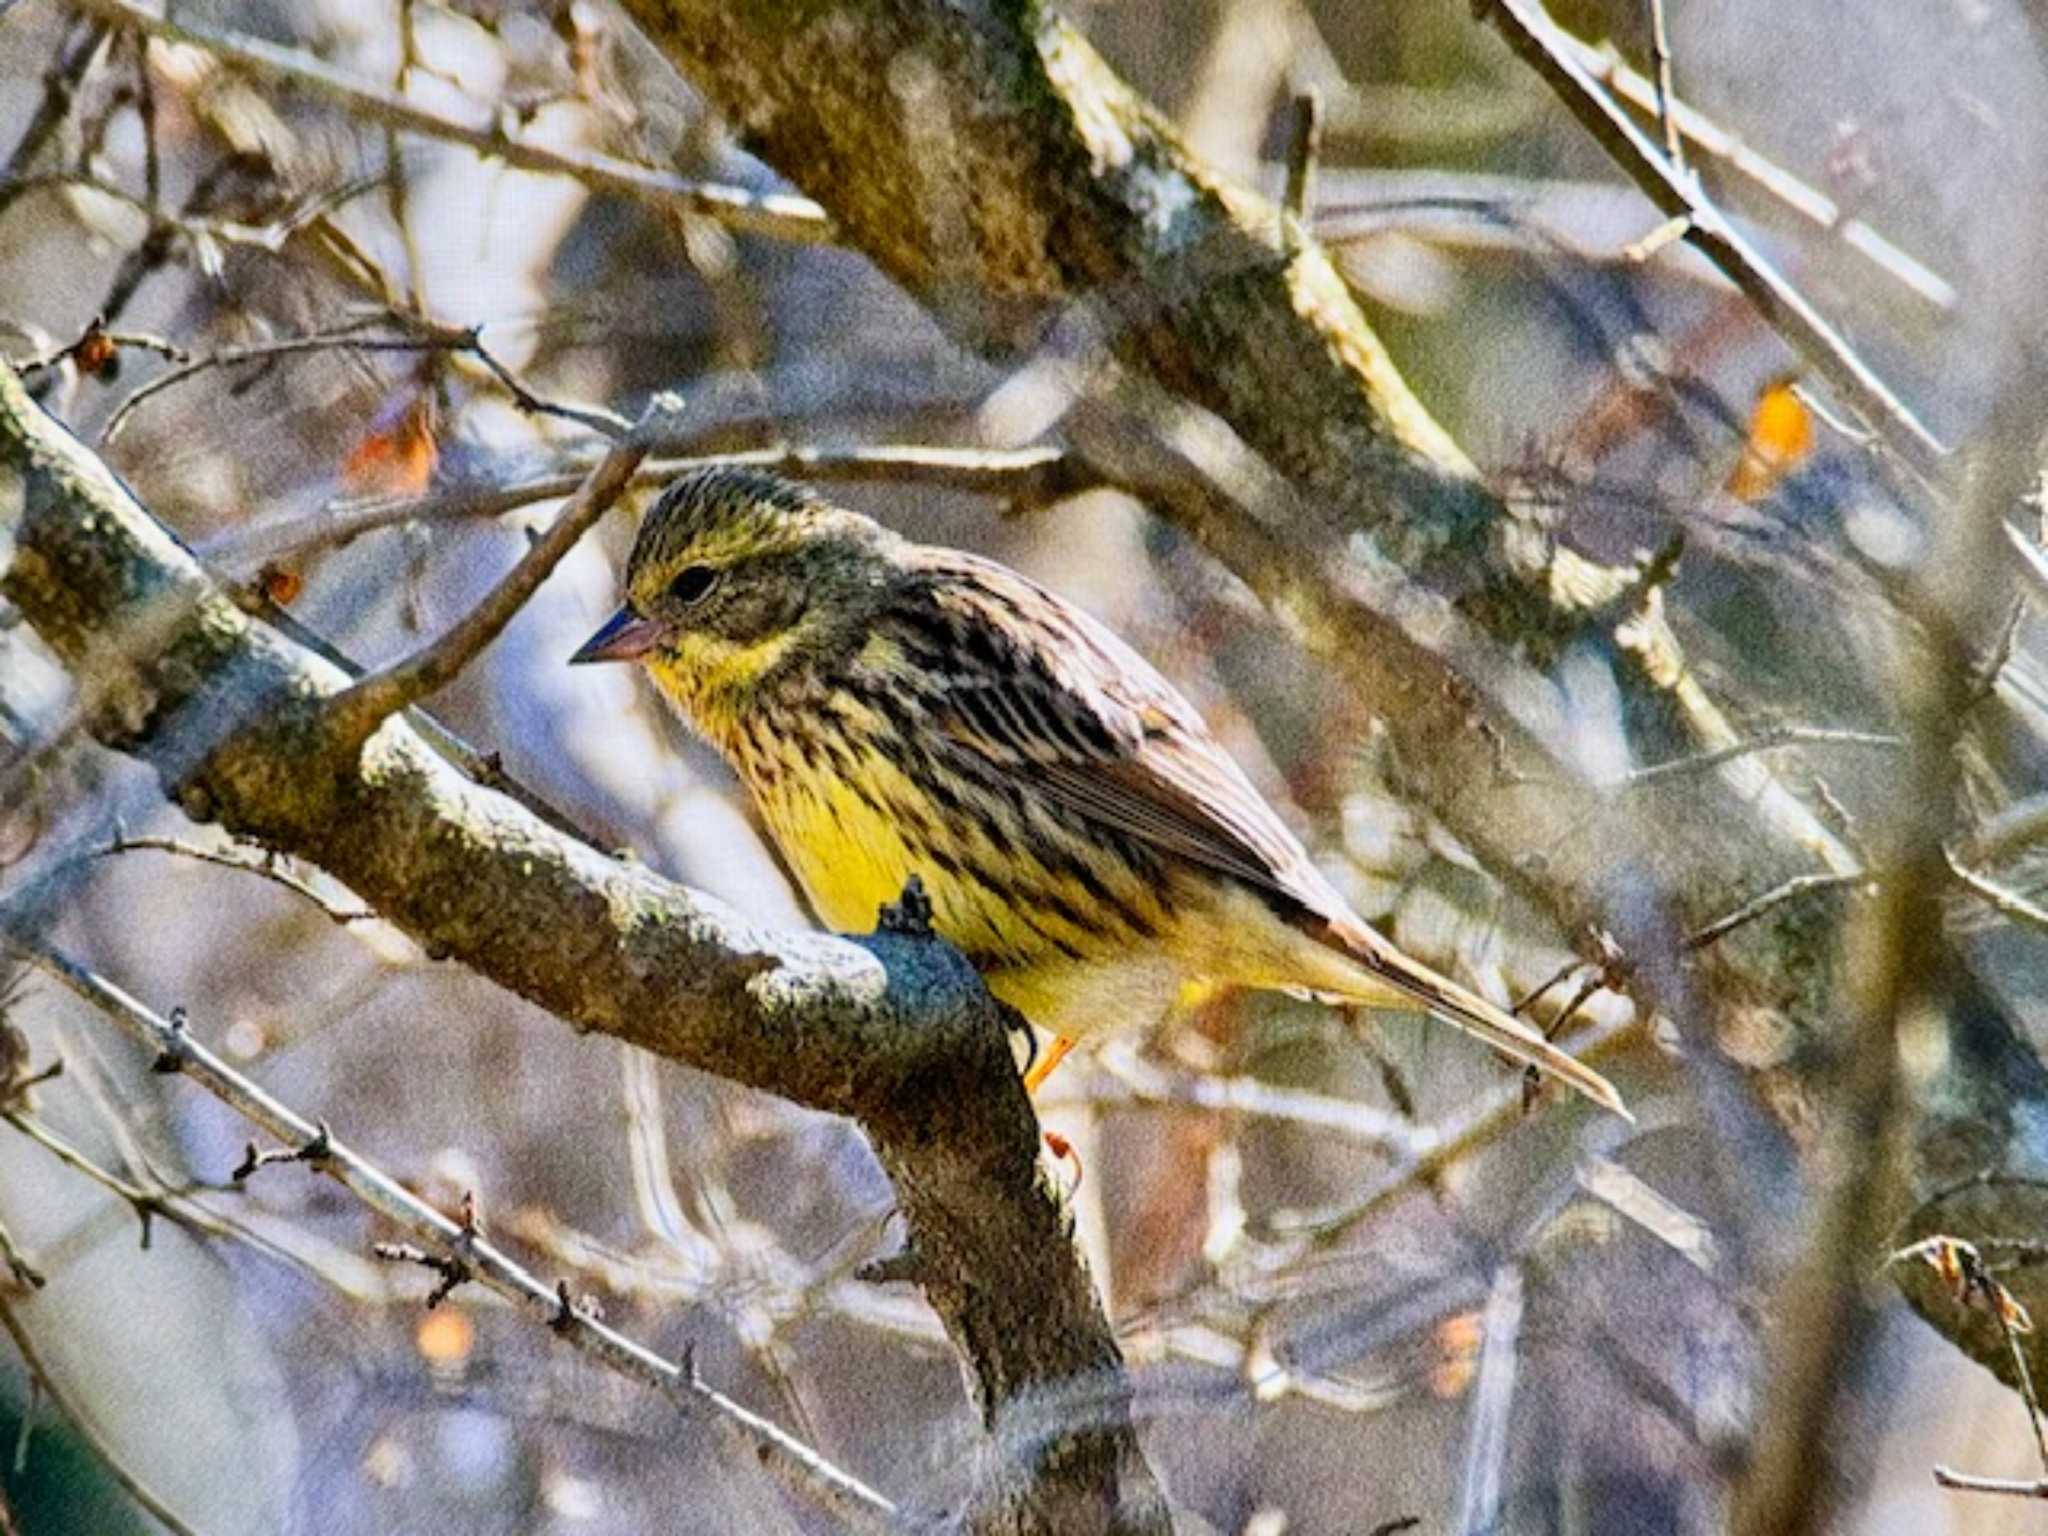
[569,605,669,665]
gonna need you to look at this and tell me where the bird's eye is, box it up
[668,565,719,606]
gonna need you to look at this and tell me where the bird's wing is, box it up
[905,553,1342,919]
[897,553,1632,1122]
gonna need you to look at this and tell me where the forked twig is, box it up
[1475,0,1946,476]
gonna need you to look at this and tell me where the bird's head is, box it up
[570,467,897,722]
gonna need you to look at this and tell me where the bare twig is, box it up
[99,319,625,445]
[1948,851,2048,938]
[321,428,652,748]
[0,1293,203,1536]
[205,442,1093,571]
[12,317,188,379]
[1475,0,1947,475]
[1644,0,1683,175]
[1282,87,1323,228]
[1262,1004,1642,1239]
[0,1218,43,1291]
[2,1107,190,1249]
[64,0,835,244]
[1932,1467,2048,1498]
[1552,29,1954,310]
[1966,787,2048,866]
[460,327,633,438]
[0,19,112,218]
[230,1122,332,1182]
[2005,520,2048,603]
[1065,1039,1423,1155]
[1887,1235,2047,1473]
[1684,870,1866,951]
[1578,1155,1724,1280]
[98,318,439,445]
[92,834,375,925]
[1453,1265,1524,1536]
[6,939,903,1534]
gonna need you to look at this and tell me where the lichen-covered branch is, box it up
[0,362,1167,1536]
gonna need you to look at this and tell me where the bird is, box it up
[570,467,1628,1119]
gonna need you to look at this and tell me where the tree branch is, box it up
[5,938,902,1536]
[0,362,1167,1533]
[1474,0,1946,476]
[63,0,836,245]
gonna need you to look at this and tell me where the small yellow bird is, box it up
[572,468,1627,1119]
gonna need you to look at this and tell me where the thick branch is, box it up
[0,364,1166,1534]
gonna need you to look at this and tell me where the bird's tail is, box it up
[1320,915,1633,1122]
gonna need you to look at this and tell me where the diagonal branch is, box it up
[1475,0,1946,476]
[0,362,1168,1534]
[62,0,836,244]
[0,1292,203,1536]
[320,426,649,749]
[5,937,902,1536]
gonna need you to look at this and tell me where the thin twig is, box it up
[1475,0,1946,475]
[1453,1265,1524,1536]
[1966,787,2048,866]
[1933,1467,2048,1498]
[0,19,112,219]
[92,834,375,924]
[321,427,653,748]
[2005,520,2048,603]
[1062,1039,1423,1155]
[0,1218,43,1291]
[99,319,437,445]
[99,319,625,445]
[1621,726,1901,789]
[13,317,188,379]
[66,0,835,244]
[2,1108,189,1249]
[205,442,1090,571]
[1262,1005,1643,1239]
[1891,1232,2048,1478]
[1644,0,1683,176]
[5,938,903,1534]
[1552,29,1954,310]
[1948,850,2048,938]
[1683,870,1866,950]
[461,326,632,438]
[132,27,161,213]
[1282,87,1324,229]
[0,1294,204,1536]
[1509,955,1582,1017]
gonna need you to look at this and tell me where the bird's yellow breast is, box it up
[708,687,1180,1024]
